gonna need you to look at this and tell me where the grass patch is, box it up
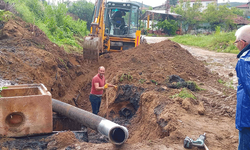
[218,79,235,89]
[139,79,146,84]
[171,31,239,54]
[168,81,204,91]
[218,79,225,84]
[119,73,133,82]
[186,81,204,91]
[171,88,196,99]
[151,80,158,85]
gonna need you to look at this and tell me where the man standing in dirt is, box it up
[89,66,116,115]
[234,25,250,149]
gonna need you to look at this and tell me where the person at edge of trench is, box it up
[89,66,117,115]
[234,25,250,150]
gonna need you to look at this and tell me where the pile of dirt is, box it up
[0,17,90,105]
[45,131,79,149]
[0,16,238,149]
[90,40,237,149]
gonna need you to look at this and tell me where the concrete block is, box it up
[0,84,52,137]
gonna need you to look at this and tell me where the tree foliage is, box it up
[202,3,236,31]
[3,0,88,50]
[244,10,250,18]
[156,19,178,35]
[231,7,244,17]
[171,0,241,32]
[172,0,202,33]
[67,0,94,30]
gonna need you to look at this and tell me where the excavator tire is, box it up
[140,36,147,44]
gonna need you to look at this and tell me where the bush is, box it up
[4,0,88,51]
[156,19,178,36]
[215,26,221,35]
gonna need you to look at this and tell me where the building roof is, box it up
[183,0,216,2]
[234,16,250,25]
[147,10,181,16]
[153,0,217,9]
[236,4,249,8]
[140,10,181,20]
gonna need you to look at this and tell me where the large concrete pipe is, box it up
[52,99,129,145]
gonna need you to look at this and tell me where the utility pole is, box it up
[165,0,170,14]
[165,0,170,20]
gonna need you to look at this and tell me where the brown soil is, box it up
[45,131,79,149]
[0,16,238,150]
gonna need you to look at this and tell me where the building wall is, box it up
[46,0,70,5]
[183,1,216,11]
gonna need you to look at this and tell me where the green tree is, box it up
[244,10,250,18]
[231,7,244,17]
[172,0,203,33]
[68,0,94,30]
[156,19,178,35]
[202,3,236,31]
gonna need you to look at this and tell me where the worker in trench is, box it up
[89,66,117,115]
[234,25,250,150]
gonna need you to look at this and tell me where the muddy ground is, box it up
[0,17,239,150]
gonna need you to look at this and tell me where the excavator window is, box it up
[130,6,138,33]
[108,9,128,35]
[104,3,140,36]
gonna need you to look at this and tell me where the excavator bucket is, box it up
[82,36,102,61]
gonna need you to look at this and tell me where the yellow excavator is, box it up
[83,0,146,61]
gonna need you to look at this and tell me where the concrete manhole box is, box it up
[0,84,52,137]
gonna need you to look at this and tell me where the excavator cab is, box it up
[105,2,139,37]
[83,0,144,61]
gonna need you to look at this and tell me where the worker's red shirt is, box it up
[90,74,105,95]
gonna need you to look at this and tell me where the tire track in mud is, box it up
[180,44,238,89]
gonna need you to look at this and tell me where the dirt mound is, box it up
[0,18,88,104]
[92,40,237,149]
[99,40,209,85]
[45,131,79,149]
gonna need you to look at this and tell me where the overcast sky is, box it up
[85,0,250,7]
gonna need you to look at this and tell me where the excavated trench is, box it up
[0,75,200,149]
[0,84,144,149]
[111,85,144,119]
[86,84,145,144]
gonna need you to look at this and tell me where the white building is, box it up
[182,0,217,11]
[46,0,71,5]
[153,0,217,12]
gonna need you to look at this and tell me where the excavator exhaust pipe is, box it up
[52,99,129,145]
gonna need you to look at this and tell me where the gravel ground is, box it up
[0,78,15,87]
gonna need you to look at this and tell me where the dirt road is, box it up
[181,45,238,88]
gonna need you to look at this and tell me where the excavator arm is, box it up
[83,0,105,61]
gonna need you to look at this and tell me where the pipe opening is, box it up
[5,112,25,127]
[110,127,126,144]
